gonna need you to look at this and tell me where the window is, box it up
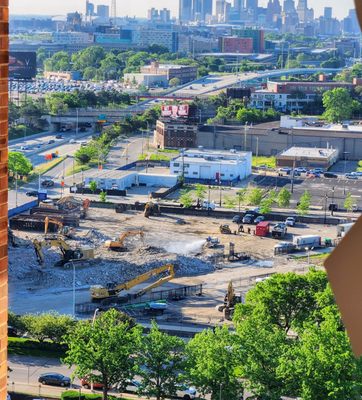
[174,170,179,174]
[230,174,234,177]
[221,173,225,177]
[173,162,180,167]
[193,172,198,175]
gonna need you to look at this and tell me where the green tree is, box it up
[247,188,263,206]
[233,271,329,334]
[323,88,354,123]
[99,190,107,202]
[223,195,237,209]
[236,188,247,211]
[195,184,206,202]
[137,322,185,400]
[278,309,362,400]
[344,192,354,212]
[277,188,291,208]
[186,326,242,400]
[180,190,193,208]
[169,77,181,87]
[63,309,142,400]
[297,190,311,216]
[259,197,273,214]
[89,181,97,193]
[8,152,32,176]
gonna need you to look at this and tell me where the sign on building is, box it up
[161,104,189,118]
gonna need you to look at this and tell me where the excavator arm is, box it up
[105,230,144,250]
[91,264,174,300]
[33,238,72,266]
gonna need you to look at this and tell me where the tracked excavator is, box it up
[90,264,175,301]
[104,230,144,251]
[44,216,73,238]
[33,238,94,268]
[144,202,161,218]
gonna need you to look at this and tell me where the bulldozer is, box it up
[144,202,161,218]
[104,230,144,252]
[217,281,242,320]
[33,238,94,268]
[219,224,232,234]
[90,264,175,302]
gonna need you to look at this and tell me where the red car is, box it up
[80,377,105,390]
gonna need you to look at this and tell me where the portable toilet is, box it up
[256,221,270,237]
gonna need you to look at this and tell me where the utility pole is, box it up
[291,157,296,193]
[256,137,259,158]
[244,122,248,151]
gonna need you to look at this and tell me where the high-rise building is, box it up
[324,7,332,19]
[283,0,295,14]
[266,0,281,24]
[97,5,110,18]
[201,0,213,19]
[179,0,193,22]
[159,8,171,23]
[0,2,8,400]
[296,0,307,22]
[245,0,258,13]
[235,28,265,52]
[233,0,244,11]
[86,0,95,17]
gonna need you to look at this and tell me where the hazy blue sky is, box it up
[10,0,355,19]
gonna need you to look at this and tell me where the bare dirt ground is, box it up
[9,207,336,323]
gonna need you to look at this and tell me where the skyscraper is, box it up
[97,5,110,18]
[179,0,193,22]
[324,7,332,19]
[283,0,295,14]
[0,1,7,399]
[202,0,213,18]
[245,0,258,13]
[233,0,244,11]
[85,0,95,17]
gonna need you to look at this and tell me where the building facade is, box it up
[0,1,7,398]
[219,37,253,53]
[154,120,198,149]
[140,62,197,84]
[170,149,252,182]
[276,146,339,168]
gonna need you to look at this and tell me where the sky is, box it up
[9,0,355,20]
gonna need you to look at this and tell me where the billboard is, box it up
[161,104,189,118]
[9,52,37,80]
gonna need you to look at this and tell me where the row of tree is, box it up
[57,269,361,400]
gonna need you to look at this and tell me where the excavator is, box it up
[144,202,161,218]
[33,238,94,268]
[44,216,73,238]
[104,230,144,252]
[90,264,175,301]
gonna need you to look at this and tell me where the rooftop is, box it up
[279,146,338,159]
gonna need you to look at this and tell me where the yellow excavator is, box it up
[104,230,144,251]
[144,202,161,218]
[90,264,175,301]
[33,238,94,268]
[44,216,73,238]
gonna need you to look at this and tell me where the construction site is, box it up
[8,196,338,330]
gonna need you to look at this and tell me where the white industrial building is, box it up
[84,170,178,190]
[170,148,252,183]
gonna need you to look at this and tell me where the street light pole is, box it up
[72,261,76,318]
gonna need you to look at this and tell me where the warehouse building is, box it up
[170,148,252,183]
[276,146,339,169]
[154,120,198,149]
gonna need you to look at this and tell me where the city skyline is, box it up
[10,0,355,19]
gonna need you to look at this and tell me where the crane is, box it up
[33,238,94,268]
[104,230,144,251]
[90,264,175,301]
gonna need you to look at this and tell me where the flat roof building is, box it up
[170,148,252,183]
[276,146,339,168]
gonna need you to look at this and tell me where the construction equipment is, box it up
[33,238,94,268]
[90,264,175,301]
[44,216,73,238]
[204,236,220,248]
[224,243,250,262]
[144,202,161,218]
[104,230,144,251]
[271,223,287,239]
[219,224,232,234]
[217,281,242,320]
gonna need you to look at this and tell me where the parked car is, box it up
[202,201,216,210]
[41,179,54,188]
[20,146,28,151]
[324,172,338,178]
[232,215,243,224]
[38,373,71,387]
[242,214,255,224]
[285,217,296,227]
[254,216,265,224]
[69,139,76,144]
[47,139,55,144]
[346,173,358,179]
[295,167,307,173]
[81,377,107,390]
[55,134,63,139]
[26,190,38,197]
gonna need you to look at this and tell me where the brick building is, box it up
[140,62,198,84]
[0,1,8,399]
[154,120,197,149]
[218,37,254,53]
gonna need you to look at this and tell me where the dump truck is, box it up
[271,223,287,239]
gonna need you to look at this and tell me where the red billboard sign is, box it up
[161,105,189,118]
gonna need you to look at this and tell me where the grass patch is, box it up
[138,153,171,161]
[252,156,276,169]
[65,163,92,177]
[31,156,67,177]
[290,253,330,264]
[158,148,180,154]
[8,337,66,358]
[62,391,132,400]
